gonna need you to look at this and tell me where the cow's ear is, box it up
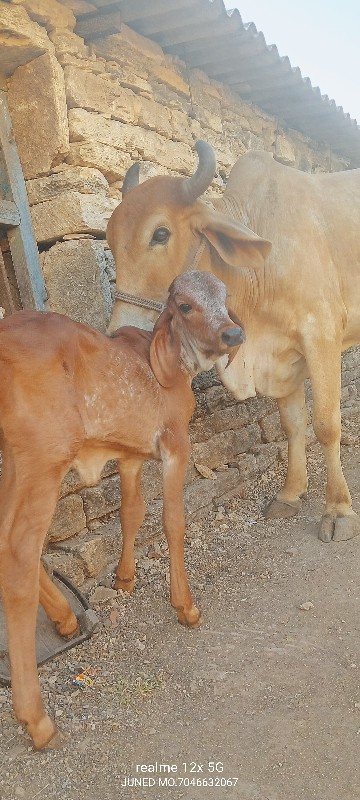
[150,308,181,388]
[195,206,271,268]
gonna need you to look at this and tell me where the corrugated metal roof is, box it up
[115,0,360,167]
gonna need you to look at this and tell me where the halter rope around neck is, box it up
[113,236,207,313]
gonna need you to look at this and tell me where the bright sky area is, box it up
[223,0,359,123]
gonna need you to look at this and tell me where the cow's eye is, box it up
[151,227,170,245]
[179,303,192,314]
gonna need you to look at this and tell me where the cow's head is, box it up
[107,141,271,333]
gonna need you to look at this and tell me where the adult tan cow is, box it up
[107,141,360,543]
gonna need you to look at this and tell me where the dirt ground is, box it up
[0,442,359,800]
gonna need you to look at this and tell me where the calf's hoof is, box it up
[175,604,201,628]
[29,715,60,752]
[55,613,80,640]
[318,511,360,543]
[114,575,134,593]
[264,497,301,520]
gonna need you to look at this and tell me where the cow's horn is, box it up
[181,140,216,203]
[122,162,141,196]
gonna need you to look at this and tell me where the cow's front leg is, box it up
[161,444,200,627]
[308,342,360,542]
[265,383,308,519]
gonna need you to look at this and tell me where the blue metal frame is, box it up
[0,89,46,311]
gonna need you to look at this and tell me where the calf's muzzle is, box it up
[221,326,245,347]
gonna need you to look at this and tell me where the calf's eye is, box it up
[179,303,192,314]
[151,227,170,245]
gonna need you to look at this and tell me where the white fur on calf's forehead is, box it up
[168,271,227,316]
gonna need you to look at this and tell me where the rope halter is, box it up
[113,290,165,313]
[113,237,207,314]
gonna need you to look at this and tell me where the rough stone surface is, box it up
[48,494,86,543]
[77,537,108,578]
[68,108,194,174]
[41,551,86,587]
[137,96,173,137]
[64,65,142,124]
[274,135,297,166]
[213,404,252,433]
[190,73,223,133]
[151,61,190,97]
[184,468,240,515]
[26,166,109,205]
[49,27,91,59]
[11,0,75,32]
[141,461,163,503]
[51,526,120,581]
[169,107,193,144]
[31,189,117,243]
[0,2,50,75]
[89,586,118,605]
[260,411,285,443]
[60,0,96,14]
[66,141,132,183]
[40,239,112,331]
[254,443,280,473]
[104,60,152,96]
[7,51,69,179]
[57,52,105,74]
[92,25,164,66]
[58,468,85,500]
[192,423,262,470]
[81,475,121,522]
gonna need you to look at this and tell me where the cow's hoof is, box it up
[318,512,360,542]
[264,497,301,520]
[114,575,134,593]
[176,605,201,628]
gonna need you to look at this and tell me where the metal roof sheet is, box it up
[116,0,360,167]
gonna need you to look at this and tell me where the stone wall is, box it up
[1,0,358,585]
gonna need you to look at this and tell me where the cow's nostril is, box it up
[221,327,245,346]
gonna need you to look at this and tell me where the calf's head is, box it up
[107,141,271,334]
[149,271,244,387]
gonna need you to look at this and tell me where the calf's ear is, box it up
[195,205,271,269]
[228,307,243,328]
[150,309,181,388]
[226,307,245,367]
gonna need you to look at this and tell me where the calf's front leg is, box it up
[115,459,145,592]
[161,445,200,627]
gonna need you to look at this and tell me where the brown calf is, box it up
[0,270,243,750]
